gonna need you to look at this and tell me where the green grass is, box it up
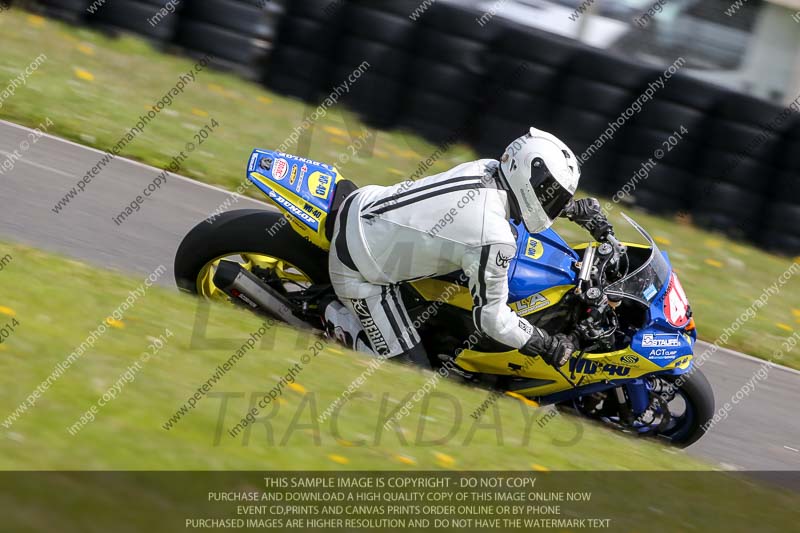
[1,239,798,531]
[0,8,799,369]
[0,241,711,471]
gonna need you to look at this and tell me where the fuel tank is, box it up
[507,223,579,302]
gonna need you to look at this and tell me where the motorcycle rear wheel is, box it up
[174,209,330,300]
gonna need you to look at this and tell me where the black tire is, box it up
[691,179,766,238]
[401,90,472,137]
[415,28,488,75]
[487,89,553,124]
[631,100,709,134]
[32,0,90,21]
[559,75,633,116]
[780,139,800,171]
[89,0,179,40]
[496,22,581,68]
[288,0,343,21]
[705,119,782,163]
[332,66,402,128]
[658,74,726,112]
[275,15,338,55]
[268,45,330,82]
[181,0,282,40]
[409,58,482,102]
[698,149,774,193]
[336,36,411,78]
[174,209,330,294]
[342,4,416,48]
[554,107,615,146]
[176,20,270,67]
[764,202,800,234]
[569,48,660,91]
[264,73,321,103]
[715,91,787,130]
[489,55,559,95]
[620,127,700,168]
[774,172,800,205]
[661,367,715,448]
[761,232,800,255]
[422,2,505,42]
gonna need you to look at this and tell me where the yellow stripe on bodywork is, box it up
[410,279,573,316]
[455,346,694,397]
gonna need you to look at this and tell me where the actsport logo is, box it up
[272,158,289,181]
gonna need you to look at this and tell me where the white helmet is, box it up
[499,127,580,234]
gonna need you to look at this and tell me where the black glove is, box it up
[520,329,578,369]
[563,198,614,242]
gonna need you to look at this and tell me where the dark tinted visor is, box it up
[530,158,573,220]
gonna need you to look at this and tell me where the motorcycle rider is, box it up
[325,127,615,369]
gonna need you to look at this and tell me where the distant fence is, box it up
[14,0,800,254]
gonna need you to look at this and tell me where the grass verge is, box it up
[0,241,710,471]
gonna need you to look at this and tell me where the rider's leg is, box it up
[327,194,429,368]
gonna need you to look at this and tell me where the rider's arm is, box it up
[462,242,536,349]
[562,198,614,241]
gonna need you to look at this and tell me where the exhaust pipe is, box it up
[213,260,310,329]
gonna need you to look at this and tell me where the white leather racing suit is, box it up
[328,159,536,361]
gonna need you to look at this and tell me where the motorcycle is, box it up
[175,149,715,447]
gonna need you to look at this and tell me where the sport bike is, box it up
[175,150,715,446]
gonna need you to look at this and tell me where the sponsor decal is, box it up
[309,171,333,200]
[496,251,512,268]
[620,354,639,365]
[641,333,681,348]
[568,360,631,377]
[276,152,334,172]
[267,190,317,228]
[512,293,550,316]
[663,273,690,327]
[648,348,679,359]
[301,202,324,220]
[351,299,390,355]
[259,157,273,171]
[289,165,298,186]
[296,164,308,193]
[248,153,259,172]
[272,158,289,181]
[524,237,544,260]
[643,283,658,301]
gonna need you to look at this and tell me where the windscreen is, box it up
[604,214,672,306]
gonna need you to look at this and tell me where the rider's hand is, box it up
[565,198,614,242]
[520,330,578,369]
[544,333,578,368]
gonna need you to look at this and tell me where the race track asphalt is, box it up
[1,120,798,471]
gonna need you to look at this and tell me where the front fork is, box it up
[613,379,650,422]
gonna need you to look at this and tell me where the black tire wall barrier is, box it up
[17,0,800,255]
